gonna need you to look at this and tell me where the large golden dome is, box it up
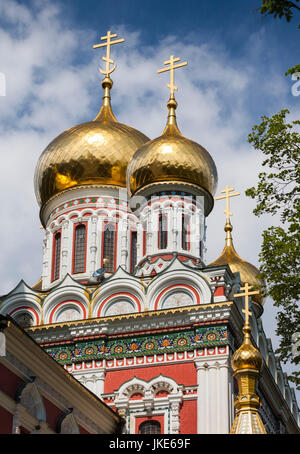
[127,96,218,215]
[34,77,149,208]
[209,221,266,307]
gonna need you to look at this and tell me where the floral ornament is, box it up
[173,335,190,348]
[162,339,171,347]
[130,343,139,351]
[141,338,159,351]
[207,332,216,341]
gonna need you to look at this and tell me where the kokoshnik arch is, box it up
[0,30,299,435]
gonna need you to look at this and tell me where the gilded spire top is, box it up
[93,30,125,122]
[157,55,188,97]
[158,55,187,134]
[230,283,266,434]
[93,30,125,77]
[215,185,240,224]
[234,283,259,328]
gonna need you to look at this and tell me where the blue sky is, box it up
[0,0,299,403]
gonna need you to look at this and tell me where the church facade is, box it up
[0,31,299,434]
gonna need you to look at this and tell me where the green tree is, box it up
[259,0,300,75]
[246,110,300,388]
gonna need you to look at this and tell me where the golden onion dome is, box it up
[127,96,218,215]
[231,325,263,372]
[34,76,150,208]
[209,220,266,307]
[231,343,263,372]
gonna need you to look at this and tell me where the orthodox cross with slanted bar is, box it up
[93,30,125,77]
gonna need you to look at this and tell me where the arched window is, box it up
[52,231,61,281]
[103,223,116,273]
[73,224,86,274]
[130,231,137,274]
[158,214,167,249]
[139,420,161,434]
[182,215,190,251]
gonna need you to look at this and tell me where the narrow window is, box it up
[158,214,167,249]
[52,232,61,281]
[182,215,190,251]
[103,223,116,273]
[130,231,137,274]
[139,420,161,434]
[143,221,147,256]
[73,224,86,274]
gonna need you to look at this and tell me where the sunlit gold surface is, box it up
[208,221,265,305]
[231,326,263,372]
[35,77,149,207]
[127,96,218,214]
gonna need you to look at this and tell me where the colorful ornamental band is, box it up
[45,325,229,364]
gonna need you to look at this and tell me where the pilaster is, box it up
[195,353,231,434]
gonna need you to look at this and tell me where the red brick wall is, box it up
[179,399,197,434]
[104,361,197,394]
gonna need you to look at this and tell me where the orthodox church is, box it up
[0,31,299,435]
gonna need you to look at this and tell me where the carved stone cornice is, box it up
[28,301,233,345]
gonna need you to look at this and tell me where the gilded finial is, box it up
[215,185,240,225]
[158,55,187,132]
[93,30,124,122]
[93,30,125,77]
[230,283,266,434]
[234,283,259,328]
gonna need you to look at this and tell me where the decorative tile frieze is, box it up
[44,325,228,365]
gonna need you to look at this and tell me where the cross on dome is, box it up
[157,55,188,97]
[233,282,260,326]
[93,30,125,77]
[215,185,240,224]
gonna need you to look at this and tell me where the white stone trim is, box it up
[195,352,231,434]
[114,375,183,434]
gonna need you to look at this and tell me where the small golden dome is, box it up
[34,77,149,208]
[208,221,265,306]
[127,96,218,215]
[231,334,263,372]
[231,321,263,375]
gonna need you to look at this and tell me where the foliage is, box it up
[246,110,300,388]
[260,0,300,23]
[259,0,300,75]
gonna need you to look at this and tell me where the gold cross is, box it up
[215,185,240,222]
[157,55,188,96]
[234,283,260,325]
[93,30,125,77]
